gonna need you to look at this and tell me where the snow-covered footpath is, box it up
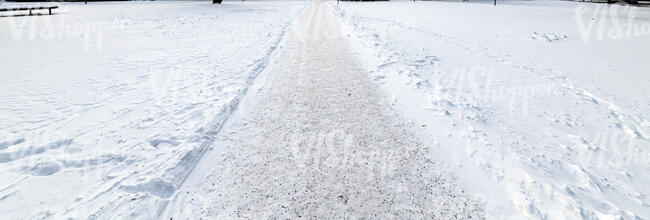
[333,0,650,219]
[1,0,649,219]
[1,1,305,218]
[164,1,482,218]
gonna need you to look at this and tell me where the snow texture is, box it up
[1,0,649,219]
[334,0,650,219]
[1,1,306,218]
[165,1,481,218]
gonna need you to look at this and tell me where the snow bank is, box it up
[333,0,650,218]
[0,1,305,218]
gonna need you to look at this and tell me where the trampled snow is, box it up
[333,0,650,218]
[1,0,649,219]
[1,1,306,218]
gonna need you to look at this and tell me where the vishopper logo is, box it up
[0,132,115,181]
[148,65,219,107]
[288,129,398,181]
[2,12,129,52]
[433,66,559,118]
[288,129,354,168]
[296,3,344,41]
[574,129,646,168]
[575,4,650,42]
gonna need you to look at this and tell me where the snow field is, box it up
[334,1,650,218]
[1,0,648,218]
[0,1,306,218]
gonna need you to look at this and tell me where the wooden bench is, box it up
[0,6,58,16]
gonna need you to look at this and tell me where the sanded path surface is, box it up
[164,1,482,218]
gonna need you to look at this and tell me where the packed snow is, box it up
[164,2,481,218]
[1,0,649,219]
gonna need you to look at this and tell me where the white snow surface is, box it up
[1,1,306,218]
[164,1,482,218]
[333,0,650,219]
[1,0,649,219]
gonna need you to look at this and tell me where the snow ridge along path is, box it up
[0,2,308,219]
[165,1,483,219]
